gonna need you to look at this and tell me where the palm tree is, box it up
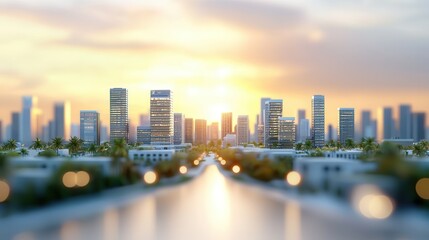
[30,138,45,150]
[304,140,313,152]
[3,139,17,151]
[20,148,29,156]
[345,139,355,149]
[88,143,97,156]
[295,142,303,151]
[413,142,427,157]
[326,140,336,149]
[111,138,128,175]
[67,136,84,156]
[335,141,342,151]
[51,137,64,155]
[362,138,377,153]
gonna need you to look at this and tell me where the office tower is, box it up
[327,124,334,142]
[296,109,306,142]
[42,125,49,142]
[377,107,394,142]
[139,113,150,126]
[338,108,355,144]
[209,122,219,142]
[80,111,100,145]
[311,95,325,147]
[278,117,295,149]
[298,119,310,142]
[412,113,426,142]
[237,115,249,145]
[128,119,137,143]
[150,90,173,145]
[361,110,371,139]
[399,105,412,139]
[298,109,306,122]
[110,88,129,143]
[185,118,194,144]
[174,113,185,145]
[54,101,71,141]
[137,126,151,145]
[21,96,42,145]
[48,120,55,140]
[11,112,20,141]
[195,119,207,145]
[221,112,233,139]
[260,98,271,125]
[252,114,259,142]
[71,124,80,138]
[100,124,109,143]
[0,120,2,143]
[264,99,283,148]
[257,124,264,144]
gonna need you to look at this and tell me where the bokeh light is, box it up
[352,185,395,220]
[194,160,200,166]
[232,165,240,174]
[286,171,302,186]
[0,180,10,203]
[76,171,90,187]
[144,171,157,185]
[62,171,77,188]
[416,178,429,200]
[220,160,226,165]
[179,166,188,174]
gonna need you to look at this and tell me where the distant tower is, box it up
[377,107,394,142]
[54,101,71,141]
[110,88,129,143]
[80,111,100,145]
[194,119,207,145]
[311,95,325,147]
[264,99,283,148]
[184,118,194,144]
[11,112,20,141]
[338,108,355,144]
[174,113,185,145]
[399,104,412,139]
[237,115,249,145]
[221,112,233,139]
[21,96,42,145]
[278,117,295,149]
[150,90,174,145]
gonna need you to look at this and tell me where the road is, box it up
[2,155,429,240]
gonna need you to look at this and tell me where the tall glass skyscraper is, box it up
[399,104,412,139]
[194,119,207,145]
[150,90,173,145]
[264,99,283,148]
[184,118,194,144]
[110,88,129,143]
[237,115,249,145]
[174,113,185,145]
[80,111,100,145]
[377,107,394,142]
[221,112,232,139]
[311,95,325,147]
[54,101,71,141]
[338,108,355,144]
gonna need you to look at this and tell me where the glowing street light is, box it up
[220,160,226,165]
[179,166,188,174]
[232,165,241,174]
[194,160,200,166]
[286,171,302,186]
[143,171,157,185]
[352,185,395,220]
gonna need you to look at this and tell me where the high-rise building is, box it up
[361,110,371,139]
[412,112,426,142]
[264,99,283,148]
[298,119,310,143]
[150,90,173,145]
[257,124,264,145]
[0,120,3,143]
[338,108,355,144]
[311,95,325,147]
[377,107,394,142]
[174,113,185,145]
[221,112,233,139]
[54,101,71,141]
[137,126,151,145]
[278,117,295,149]
[128,119,137,143]
[48,120,55,140]
[237,115,249,145]
[139,113,150,126]
[195,119,207,145]
[260,98,271,125]
[327,124,334,142]
[399,104,412,139]
[100,124,109,143]
[208,122,219,142]
[21,96,42,145]
[11,112,20,141]
[110,88,129,143]
[185,118,194,144]
[80,111,100,145]
[297,109,306,142]
[71,124,80,138]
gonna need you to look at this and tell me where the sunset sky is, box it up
[0,0,428,131]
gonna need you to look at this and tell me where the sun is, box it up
[207,103,228,123]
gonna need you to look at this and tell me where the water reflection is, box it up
[6,164,429,240]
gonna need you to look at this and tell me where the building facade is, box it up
[54,101,71,141]
[150,90,174,145]
[264,99,283,148]
[338,108,355,144]
[298,119,310,143]
[412,112,426,142]
[184,118,194,144]
[208,122,219,142]
[194,119,207,145]
[278,117,295,149]
[221,112,233,139]
[80,111,100,145]
[236,115,249,145]
[311,95,325,147]
[11,112,20,141]
[174,113,185,145]
[110,88,129,143]
[137,126,151,145]
[399,104,412,139]
[377,107,394,142]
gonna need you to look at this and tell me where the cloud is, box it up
[0,71,46,90]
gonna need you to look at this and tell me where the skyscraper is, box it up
[208,122,219,142]
[399,104,412,139]
[174,113,185,145]
[194,119,207,145]
[150,90,174,145]
[80,111,100,145]
[311,95,325,147]
[377,107,394,142]
[298,119,310,143]
[221,112,233,139]
[412,112,426,142]
[139,113,150,126]
[338,108,355,144]
[110,88,129,143]
[278,117,295,149]
[11,112,20,141]
[264,99,283,148]
[21,96,42,145]
[260,98,271,125]
[184,118,194,144]
[137,126,151,145]
[361,110,371,139]
[237,115,249,145]
[54,101,71,140]
[0,120,3,143]
[327,124,334,142]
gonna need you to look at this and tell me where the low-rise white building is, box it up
[129,149,175,164]
[324,150,362,160]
